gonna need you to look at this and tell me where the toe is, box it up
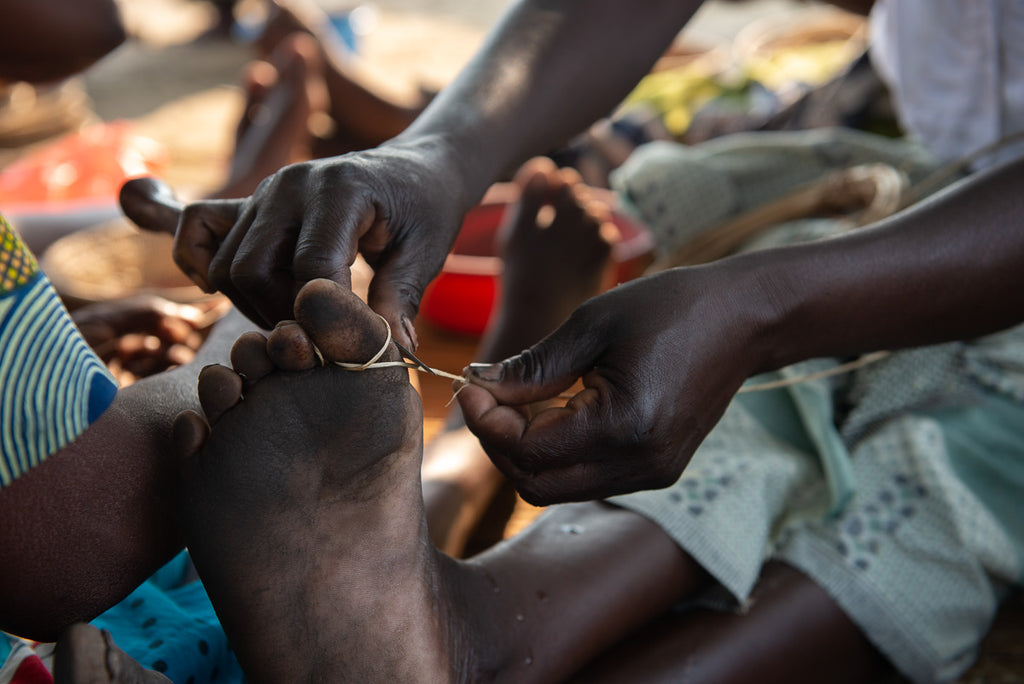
[548,177,587,229]
[294,279,399,365]
[231,331,276,384]
[556,165,584,188]
[267,321,319,370]
[173,410,210,482]
[511,156,557,188]
[197,364,244,424]
[242,60,279,107]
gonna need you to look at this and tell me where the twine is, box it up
[329,316,889,400]
[327,316,468,404]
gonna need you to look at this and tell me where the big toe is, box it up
[173,410,209,484]
[294,279,400,365]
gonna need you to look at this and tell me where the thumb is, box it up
[462,315,607,406]
[365,245,447,352]
[119,177,183,235]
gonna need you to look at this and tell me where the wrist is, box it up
[383,131,489,216]
[701,251,809,376]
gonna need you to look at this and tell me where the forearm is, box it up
[396,0,704,209]
[738,156,1024,372]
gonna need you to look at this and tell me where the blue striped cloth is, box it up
[0,215,117,486]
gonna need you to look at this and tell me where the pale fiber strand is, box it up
[329,316,890,398]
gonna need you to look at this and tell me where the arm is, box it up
[457,155,1024,505]
[757,154,1024,367]
[397,0,707,205]
[165,0,707,346]
[0,0,125,83]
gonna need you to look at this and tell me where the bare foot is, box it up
[214,32,327,199]
[172,280,486,681]
[486,156,616,362]
[422,158,615,556]
[256,0,426,156]
[255,0,343,62]
[53,623,170,684]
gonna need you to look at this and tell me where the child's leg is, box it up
[569,560,891,684]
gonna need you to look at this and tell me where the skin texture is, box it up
[155,0,1024,504]
[170,278,889,683]
[53,624,171,684]
[0,0,265,643]
[422,156,615,555]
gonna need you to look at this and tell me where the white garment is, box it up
[869,0,1024,167]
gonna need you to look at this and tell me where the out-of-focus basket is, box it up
[40,219,211,308]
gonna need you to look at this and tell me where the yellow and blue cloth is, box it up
[0,214,117,487]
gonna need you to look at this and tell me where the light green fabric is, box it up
[607,129,1024,683]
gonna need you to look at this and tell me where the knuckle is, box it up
[504,347,546,384]
[179,203,204,227]
[292,245,341,282]
[207,251,233,290]
[377,274,426,312]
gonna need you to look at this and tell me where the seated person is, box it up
[161,153,1024,684]
[79,0,1021,679]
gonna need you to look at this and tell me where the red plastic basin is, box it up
[420,184,653,336]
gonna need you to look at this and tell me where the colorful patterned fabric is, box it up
[0,215,117,487]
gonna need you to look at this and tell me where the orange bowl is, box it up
[420,184,653,336]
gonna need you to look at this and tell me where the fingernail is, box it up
[467,362,503,382]
[401,315,419,352]
[186,269,213,293]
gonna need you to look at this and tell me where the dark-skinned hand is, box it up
[456,264,774,506]
[120,140,472,348]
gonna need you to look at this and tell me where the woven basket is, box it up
[40,219,211,307]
